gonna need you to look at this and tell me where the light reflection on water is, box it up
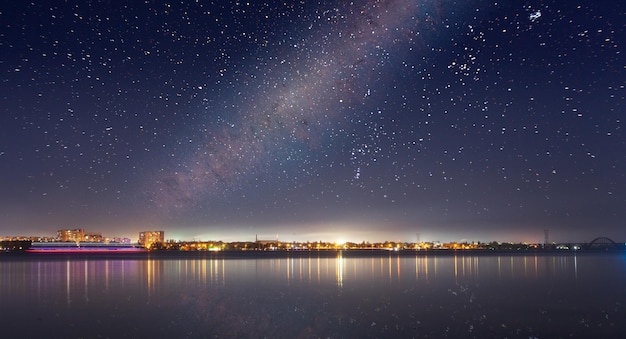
[1,252,625,338]
[0,253,616,304]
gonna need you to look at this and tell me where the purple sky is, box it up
[1,1,624,244]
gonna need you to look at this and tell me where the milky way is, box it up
[151,0,430,211]
[1,0,624,242]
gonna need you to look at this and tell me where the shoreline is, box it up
[2,248,624,260]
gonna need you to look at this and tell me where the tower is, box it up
[544,229,549,246]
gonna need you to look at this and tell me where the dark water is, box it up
[1,251,625,338]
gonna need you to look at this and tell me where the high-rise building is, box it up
[57,229,85,242]
[138,231,165,248]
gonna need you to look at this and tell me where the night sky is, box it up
[1,1,624,244]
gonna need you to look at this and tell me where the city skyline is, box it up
[1,1,624,244]
[0,227,619,248]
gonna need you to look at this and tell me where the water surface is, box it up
[1,251,624,338]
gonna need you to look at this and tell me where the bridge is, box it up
[555,237,625,251]
[585,237,624,251]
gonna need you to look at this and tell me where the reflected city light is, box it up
[4,252,599,315]
[337,252,344,288]
[66,260,71,305]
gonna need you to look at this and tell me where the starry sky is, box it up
[1,1,624,244]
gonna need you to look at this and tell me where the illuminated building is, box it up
[84,232,103,242]
[138,231,165,249]
[255,234,280,250]
[57,229,85,242]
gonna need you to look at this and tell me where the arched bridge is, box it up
[585,237,624,251]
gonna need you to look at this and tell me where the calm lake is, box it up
[1,251,625,338]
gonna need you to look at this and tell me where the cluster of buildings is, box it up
[2,230,537,252]
[2,230,624,252]
[1,229,165,249]
[154,239,545,252]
